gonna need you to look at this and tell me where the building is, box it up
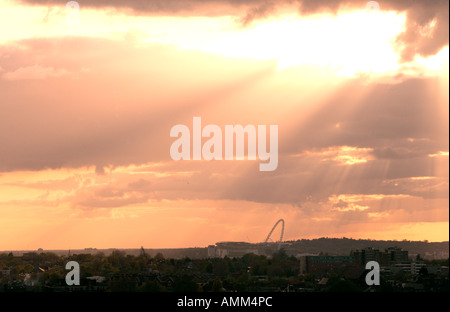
[209,241,284,258]
[86,276,106,283]
[351,247,408,266]
[383,247,409,265]
[426,265,443,275]
[207,245,216,258]
[352,247,380,265]
[392,261,427,275]
[365,247,381,263]
[214,242,260,258]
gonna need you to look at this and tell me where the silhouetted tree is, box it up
[173,275,199,292]
[138,280,166,292]
[212,277,224,292]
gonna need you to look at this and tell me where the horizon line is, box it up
[1,237,449,253]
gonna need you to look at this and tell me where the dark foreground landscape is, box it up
[0,238,448,292]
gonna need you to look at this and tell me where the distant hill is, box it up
[283,237,449,259]
[2,238,448,259]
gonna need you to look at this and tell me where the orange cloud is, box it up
[0,0,447,250]
[2,64,70,80]
[294,146,374,165]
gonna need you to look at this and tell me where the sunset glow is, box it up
[0,0,448,251]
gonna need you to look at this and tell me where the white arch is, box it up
[264,219,284,243]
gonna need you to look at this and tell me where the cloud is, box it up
[393,3,449,62]
[1,64,70,80]
[17,0,449,61]
[429,151,449,158]
[0,32,447,248]
[299,0,449,62]
[0,36,274,172]
[0,1,447,247]
[239,1,276,26]
[0,36,447,210]
[294,146,374,165]
[0,160,447,248]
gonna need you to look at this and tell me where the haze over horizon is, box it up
[1,236,449,254]
[0,0,448,250]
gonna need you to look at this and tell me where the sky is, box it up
[0,0,448,250]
